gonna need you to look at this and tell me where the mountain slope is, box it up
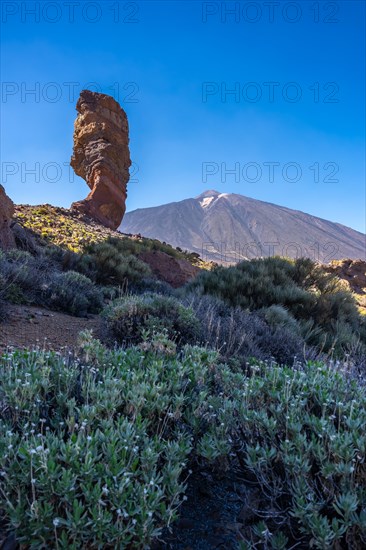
[121,191,366,263]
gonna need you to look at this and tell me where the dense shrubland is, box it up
[2,221,366,548]
[14,204,204,266]
[1,243,365,367]
[1,333,365,548]
[0,239,153,317]
[183,293,309,367]
[187,257,366,359]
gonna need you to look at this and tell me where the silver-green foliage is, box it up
[0,334,365,548]
[0,336,221,548]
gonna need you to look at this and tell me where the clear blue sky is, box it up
[1,0,365,232]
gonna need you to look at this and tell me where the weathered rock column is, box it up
[0,185,15,249]
[70,90,131,229]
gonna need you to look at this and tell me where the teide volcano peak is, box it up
[121,191,366,264]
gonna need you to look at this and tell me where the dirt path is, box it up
[0,304,101,352]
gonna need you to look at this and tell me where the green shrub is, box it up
[95,235,186,261]
[46,271,103,316]
[260,304,301,333]
[1,338,365,548]
[80,239,151,286]
[0,249,50,305]
[188,257,365,355]
[41,239,152,288]
[102,293,201,346]
[237,360,366,549]
[0,340,195,548]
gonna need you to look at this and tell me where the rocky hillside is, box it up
[12,204,211,287]
[121,190,366,264]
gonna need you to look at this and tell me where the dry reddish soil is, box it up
[0,304,101,352]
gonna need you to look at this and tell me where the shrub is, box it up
[0,340,195,548]
[188,257,365,355]
[80,239,151,286]
[1,339,365,548]
[102,293,201,346]
[46,271,103,316]
[12,222,39,253]
[94,235,188,262]
[131,277,174,296]
[259,304,300,333]
[0,249,50,305]
[0,303,6,321]
[237,360,366,549]
[0,249,105,317]
[185,293,307,366]
[188,256,314,313]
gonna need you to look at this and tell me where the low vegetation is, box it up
[188,257,366,358]
[0,249,104,316]
[184,293,308,366]
[102,293,201,347]
[1,210,366,548]
[1,333,365,548]
[14,204,208,267]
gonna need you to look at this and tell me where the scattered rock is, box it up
[0,185,15,250]
[138,250,201,288]
[70,90,131,230]
[325,259,366,295]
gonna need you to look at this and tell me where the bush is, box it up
[237,360,366,549]
[185,293,306,366]
[0,249,50,305]
[0,340,195,548]
[189,257,313,313]
[0,295,7,322]
[102,293,201,346]
[188,257,365,355]
[1,338,365,548]
[94,235,190,262]
[0,249,104,317]
[260,304,300,333]
[79,239,151,286]
[46,271,103,316]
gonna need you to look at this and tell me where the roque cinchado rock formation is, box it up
[0,185,15,250]
[70,90,131,229]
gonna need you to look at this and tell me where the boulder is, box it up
[0,185,15,249]
[139,250,201,288]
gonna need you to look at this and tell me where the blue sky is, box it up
[1,0,365,232]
